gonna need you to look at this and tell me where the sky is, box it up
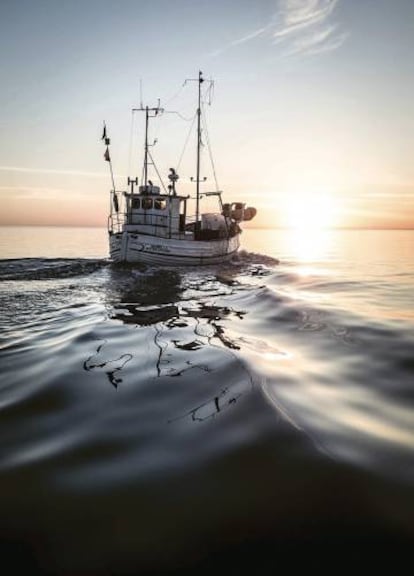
[0,0,414,229]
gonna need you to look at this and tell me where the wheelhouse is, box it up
[123,185,188,238]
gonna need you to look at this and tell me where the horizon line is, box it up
[0,224,413,231]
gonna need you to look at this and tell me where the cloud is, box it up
[209,24,273,57]
[0,186,69,196]
[0,166,107,178]
[210,0,347,58]
[278,0,339,31]
[274,0,347,56]
[0,185,101,200]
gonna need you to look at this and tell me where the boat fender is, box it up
[243,207,257,221]
[113,193,119,213]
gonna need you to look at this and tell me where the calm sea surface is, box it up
[0,226,413,573]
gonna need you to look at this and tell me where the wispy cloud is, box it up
[0,166,107,178]
[209,23,274,57]
[276,0,349,56]
[0,186,69,194]
[210,0,347,58]
[0,185,96,200]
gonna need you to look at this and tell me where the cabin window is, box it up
[142,198,153,210]
[131,198,140,209]
[154,198,166,210]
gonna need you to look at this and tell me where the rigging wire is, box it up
[163,79,201,122]
[140,161,145,187]
[176,111,197,171]
[152,105,167,142]
[163,82,186,107]
[147,149,167,193]
[201,99,219,191]
[127,111,136,179]
[130,79,215,190]
[164,110,194,122]
[142,112,165,188]
[206,79,215,106]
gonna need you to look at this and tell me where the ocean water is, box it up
[0,226,413,573]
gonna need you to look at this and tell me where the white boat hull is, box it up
[109,231,240,265]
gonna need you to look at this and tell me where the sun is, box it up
[283,190,340,231]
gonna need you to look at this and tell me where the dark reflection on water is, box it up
[0,243,414,573]
[84,342,133,388]
[111,265,182,305]
[84,267,253,433]
[113,303,179,325]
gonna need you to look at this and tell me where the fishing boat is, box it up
[103,71,256,265]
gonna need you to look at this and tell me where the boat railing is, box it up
[108,212,126,234]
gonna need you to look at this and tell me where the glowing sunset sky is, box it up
[0,0,413,229]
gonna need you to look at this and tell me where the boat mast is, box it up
[144,106,149,187]
[132,100,163,188]
[196,70,203,225]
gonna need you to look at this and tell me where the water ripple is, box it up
[1,238,414,572]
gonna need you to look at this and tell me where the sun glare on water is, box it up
[281,191,341,263]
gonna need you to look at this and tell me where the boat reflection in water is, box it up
[84,263,257,422]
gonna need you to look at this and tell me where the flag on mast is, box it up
[104,147,110,162]
[101,123,107,141]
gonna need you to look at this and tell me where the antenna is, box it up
[139,78,143,109]
[132,101,164,187]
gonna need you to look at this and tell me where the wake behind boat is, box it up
[103,71,256,265]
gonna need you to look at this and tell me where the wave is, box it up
[0,249,280,283]
[1,254,414,485]
[0,258,109,281]
[1,244,414,574]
